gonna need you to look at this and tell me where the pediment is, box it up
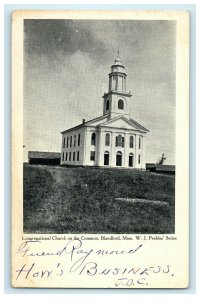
[99,116,143,131]
[85,115,148,132]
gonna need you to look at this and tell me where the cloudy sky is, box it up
[24,19,176,164]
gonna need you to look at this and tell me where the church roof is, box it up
[60,114,109,134]
[61,114,149,134]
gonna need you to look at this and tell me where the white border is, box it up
[1,0,199,298]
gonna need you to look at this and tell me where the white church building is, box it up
[61,55,149,169]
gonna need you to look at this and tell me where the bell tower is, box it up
[103,53,132,119]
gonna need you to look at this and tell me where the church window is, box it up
[77,151,79,161]
[130,136,134,148]
[70,136,72,147]
[69,152,71,161]
[66,137,69,148]
[104,151,109,166]
[138,154,141,164]
[139,137,141,149]
[116,151,122,166]
[129,153,134,167]
[90,151,95,161]
[106,100,109,110]
[116,135,124,147]
[73,152,75,161]
[65,152,68,161]
[63,137,65,148]
[105,133,110,146]
[118,99,124,110]
[78,134,80,146]
[74,135,76,147]
[91,133,96,145]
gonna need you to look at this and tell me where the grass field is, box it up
[23,164,175,234]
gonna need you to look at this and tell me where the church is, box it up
[61,55,149,169]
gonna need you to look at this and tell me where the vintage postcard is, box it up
[12,10,189,288]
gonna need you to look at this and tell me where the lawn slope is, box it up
[23,164,175,234]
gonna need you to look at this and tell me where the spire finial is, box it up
[117,44,120,56]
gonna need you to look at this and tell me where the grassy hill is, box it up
[23,164,175,234]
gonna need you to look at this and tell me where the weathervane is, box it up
[117,44,120,56]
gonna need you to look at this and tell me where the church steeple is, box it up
[108,55,127,92]
[103,55,132,119]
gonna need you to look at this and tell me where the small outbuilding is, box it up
[28,151,61,165]
[146,163,175,175]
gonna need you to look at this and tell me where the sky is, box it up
[23,19,176,164]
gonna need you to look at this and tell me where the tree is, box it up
[156,153,166,165]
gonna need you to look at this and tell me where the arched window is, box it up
[118,99,124,110]
[70,136,72,147]
[129,153,134,167]
[78,134,80,146]
[62,152,64,161]
[138,154,141,164]
[65,152,68,161]
[74,135,76,147]
[116,151,122,166]
[116,134,124,147]
[130,136,134,148]
[91,132,96,145]
[66,137,69,148]
[73,152,75,161]
[139,137,141,149]
[106,100,109,110]
[69,152,71,161]
[63,137,65,148]
[104,151,109,166]
[105,133,110,146]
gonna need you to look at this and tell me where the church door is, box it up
[129,153,133,167]
[104,152,109,166]
[116,151,122,166]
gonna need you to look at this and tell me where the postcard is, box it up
[12,10,189,288]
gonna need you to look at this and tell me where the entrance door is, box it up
[104,152,109,166]
[129,154,133,167]
[116,151,122,166]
